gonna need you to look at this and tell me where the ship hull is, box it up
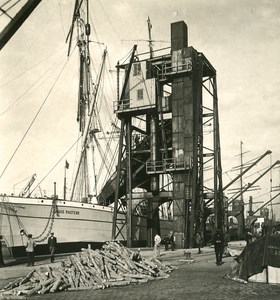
[0,196,129,258]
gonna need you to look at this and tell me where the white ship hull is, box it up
[0,195,131,257]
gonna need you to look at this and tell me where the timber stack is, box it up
[0,241,175,297]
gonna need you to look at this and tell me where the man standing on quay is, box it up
[213,229,224,266]
[48,232,57,263]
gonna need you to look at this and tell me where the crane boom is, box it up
[0,0,42,50]
[20,173,37,197]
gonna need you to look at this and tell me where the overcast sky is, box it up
[0,0,279,218]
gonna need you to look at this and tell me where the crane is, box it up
[0,0,42,50]
[19,173,37,197]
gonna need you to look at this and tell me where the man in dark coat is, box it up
[213,229,224,266]
[169,231,175,251]
[47,232,57,263]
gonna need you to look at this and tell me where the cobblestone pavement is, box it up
[1,247,280,300]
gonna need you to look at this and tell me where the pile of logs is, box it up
[1,241,175,297]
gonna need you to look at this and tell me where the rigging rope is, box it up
[0,46,65,89]
[0,45,77,180]
[0,49,66,117]
[29,136,82,196]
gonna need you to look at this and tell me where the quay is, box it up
[1,245,280,300]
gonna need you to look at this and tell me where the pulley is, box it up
[85,23,91,36]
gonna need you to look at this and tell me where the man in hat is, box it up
[47,232,57,263]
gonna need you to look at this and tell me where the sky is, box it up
[0,0,279,218]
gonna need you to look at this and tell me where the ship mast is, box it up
[67,0,106,203]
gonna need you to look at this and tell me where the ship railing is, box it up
[146,157,193,174]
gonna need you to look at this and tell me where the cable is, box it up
[0,50,73,179]
[0,49,66,117]
[29,136,82,196]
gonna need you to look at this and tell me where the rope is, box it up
[1,45,76,180]
[29,136,82,196]
[0,49,66,117]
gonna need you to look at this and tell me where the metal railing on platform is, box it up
[146,158,192,174]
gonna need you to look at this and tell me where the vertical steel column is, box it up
[150,115,159,192]
[111,120,125,240]
[126,120,133,247]
[189,54,204,246]
[213,76,223,232]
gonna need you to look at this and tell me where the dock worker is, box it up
[131,248,142,262]
[25,234,36,266]
[169,231,175,251]
[213,229,224,266]
[154,233,162,257]
[195,232,202,254]
[47,232,57,263]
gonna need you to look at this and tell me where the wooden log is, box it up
[16,289,31,295]
[101,250,116,261]
[150,257,166,269]
[78,274,91,287]
[74,271,80,288]
[107,280,131,287]
[67,286,92,291]
[41,278,56,288]
[46,266,54,279]
[50,277,62,293]
[105,242,122,256]
[55,268,69,284]
[109,271,125,281]
[103,255,117,265]
[134,261,156,275]
[3,278,23,290]
[32,271,44,282]
[134,278,149,284]
[72,256,88,279]
[39,281,55,295]
[19,270,35,286]
[82,252,93,267]
[14,282,35,292]
[142,259,158,269]
[104,264,111,280]
[58,283,71,291]
[85,266,98,277]
[89,254,103,275]
[115,261,130,274]
[121,254,137,271]
[68,267,76,288]
[157,272,169,279]
[123,273,152,280]
[26,284,42,296]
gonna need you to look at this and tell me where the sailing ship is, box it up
[0,1,174,258]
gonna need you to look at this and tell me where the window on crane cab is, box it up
[137,89,144,100]
[133,63,141,76]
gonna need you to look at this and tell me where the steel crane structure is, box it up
[108,21,224,248]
